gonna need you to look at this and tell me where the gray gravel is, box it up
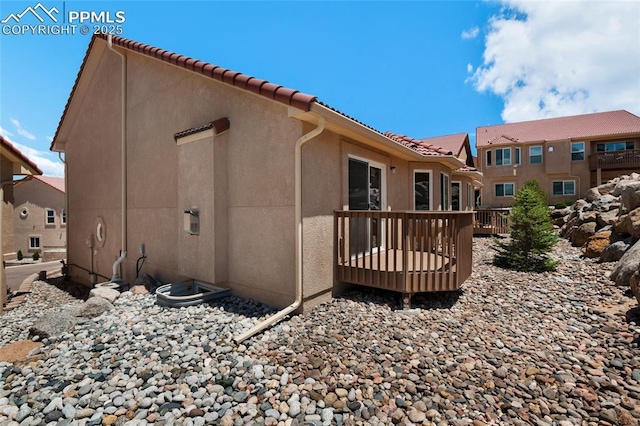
[1,237,640,425]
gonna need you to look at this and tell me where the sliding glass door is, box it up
[348,157,385,257]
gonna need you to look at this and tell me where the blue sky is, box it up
[1,0,639,176]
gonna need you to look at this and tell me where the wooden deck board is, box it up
[339,249,450,272]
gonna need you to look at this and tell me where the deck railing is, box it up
[335,211,473,294]
[589,149,640,172]
[474,208,510,235]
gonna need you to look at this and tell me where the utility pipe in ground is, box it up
[234,117,326,343]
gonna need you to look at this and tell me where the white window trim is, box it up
[486,150,492,167]
[529,145,543,164]
[467,183,473,210]
[515,147,521,165]
[45,208,55,225]
[571,142,585,161]
[347,154,387,211]
[413,169,433,210]
[495,182,515,198]
[441,172,450,210]
[61,209,67,225]
[29,235,41,250]
[552,180,576,196]
[495,147,512,166]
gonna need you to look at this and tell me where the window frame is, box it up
[571,142,585,161]
[486,150,492,167]
[596,140,635,152]
[467,183,473,210]
[451,181,461,211]
[529,145,543,164]
[413,169,433,211]
[45,208,56,225]
[495,182,515,198]
[61,209,67,225]
[552,180,576,196]
[495,147,512,166]
[441,172,450,210]
[29,235,41,250]
[515,147,521,165]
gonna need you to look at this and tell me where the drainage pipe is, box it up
[235,117,326,343]
[58,152,67,263]
[107,35,128,282]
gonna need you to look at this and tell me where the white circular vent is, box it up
[20,208,28,219]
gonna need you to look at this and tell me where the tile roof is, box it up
[33,175,65,193]
[174,117,230,140]
[419,133,468,155]
[0,136,42,175]
[383,132,453,156]
[51,34,456,160]
[477,110,640,147]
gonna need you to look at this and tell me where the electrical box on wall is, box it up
[184,208,199,235]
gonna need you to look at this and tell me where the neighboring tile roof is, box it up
[420,133,468,155]
[34,175,65,193]
[0,136,42,175]
[174,117,230,140]
[477,110,640,147]
[383,132,453,156]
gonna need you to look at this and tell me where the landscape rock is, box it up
[571,222,597,247]
[29,306,81,338]
[88,287,120,303]
[134,273,155,290]
[620,181,640,211]
[77,297,113,318]
[130,285,149,295]
[601,240,633,263]
[611,239,640,286]
[622,207,640,239]
[584,187,601,202]
[596,208,620,227]
[582,231,611,258]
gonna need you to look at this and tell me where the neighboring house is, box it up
[476,110,640,207]
[50,34,482,313]
[13,175,66,261]
[1,136,42,306]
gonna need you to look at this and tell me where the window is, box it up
[495,148,511,166]
[596,140,635,152]
[441,173,450,210]
[414,170,432,210]
[515,147,521,165]
[29,236,40,250]
[61,209,67,225]
[571,142,585,161]
[529,145,543,164]
[486,150,492,167]
[451,182,461,211]
[495,183,515,197]
[552,180,576,196]
[467,183,473,210]
[45,209,55,225]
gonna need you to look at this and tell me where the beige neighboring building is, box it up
[476,110,640,207]
[51,34,482,312]
[1,136,42,306]
[13,175,66,261]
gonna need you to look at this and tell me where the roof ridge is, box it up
[477,109,632,129]
[0,135,43,175]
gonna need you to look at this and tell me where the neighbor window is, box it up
[495,183,515,197]
[571,142,585,161]
[553,180,576,196]
[486,151,492,167]
[29,236,40,250]
[414,170,432,210]
[515,147,521,165]
[596,140,635,152]
[529,146,543,164]
[45,209,55,225]
[495,148,511,166]
[441,173,450,210]
[61,209,67,225]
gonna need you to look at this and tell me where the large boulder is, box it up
[630,271,640,305]
[617,207,640,239]
[592,194,620,212]
[582,231,612,258]
[89,287,120,304]
[78,297,113,318]
[596,208,620,228]
[601,240,632,262]
[584,187,601,202]
[29,306,81,338]
[611,240,640,286]
[550,207,571,219]
[597,182,617,196]
[620,182,640,212]
[571,222,597,247]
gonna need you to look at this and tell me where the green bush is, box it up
[493,180,559,272]
[554,199,575,209]
[32,251,40,261]
[17,250,23,261]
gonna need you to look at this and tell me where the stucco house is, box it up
[476,110,640,207]
[1,136,42,306]
[13,175,66,261]
[50,34,482,323]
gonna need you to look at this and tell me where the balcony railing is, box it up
[335,211,473,296]
[589,149,640,172]
[474,208,510,235]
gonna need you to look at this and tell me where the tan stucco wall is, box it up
[1,157,14,260]
[13,179,66,255]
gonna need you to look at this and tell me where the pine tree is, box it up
[493,180,559,272]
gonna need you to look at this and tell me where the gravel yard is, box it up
[1,237,639,425]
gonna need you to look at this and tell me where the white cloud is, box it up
[8,138,64,177]
[471,0,640,122]
[10,118,36,140]
[467,63,473,73]
[461,26,480,40]
[0,126,13,138]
